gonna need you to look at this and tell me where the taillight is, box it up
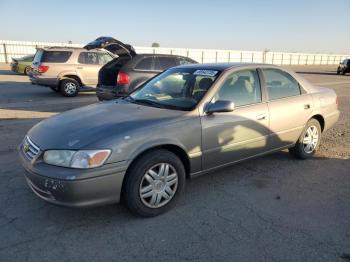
[117,71,129,85]
[38,65,49,73]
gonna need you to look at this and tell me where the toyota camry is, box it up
[19,63,340,217]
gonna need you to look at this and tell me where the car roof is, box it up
[173,62,277,71]
[40,47,107,52]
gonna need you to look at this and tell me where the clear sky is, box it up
[0,0,349,53]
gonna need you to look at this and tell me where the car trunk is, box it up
[98,56,131,86]
[84,37,136,87]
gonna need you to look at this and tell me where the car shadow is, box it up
[0,69,21,75]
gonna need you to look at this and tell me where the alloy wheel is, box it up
[303,125,319,154]
[64,82,77,95]
[139,163,178,208]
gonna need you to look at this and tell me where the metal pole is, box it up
[228,52,230,62]
[305,55,308,65]
[201,51,204,63]
[3,43,8,64]
[320,56,322,65]
[281,54,284,65]
[240,52,242,62]
[215,51,218,63]
[251,53,254,62]
[289,54,292,65]
[298,55,300,65]
[272,53,274,64]
[313,55,316,65]
[186,50,189,57]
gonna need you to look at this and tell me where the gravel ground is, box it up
[0,64,349,262]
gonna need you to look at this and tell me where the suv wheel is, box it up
[341,69,346,75]
[123,150,186,217]
[336,67,340,75]
[60,78,80,97]
[289,118,321,159]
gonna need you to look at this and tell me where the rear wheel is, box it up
[289,119,321,159]
[24,66,30,75]
[123,150,186,217]
[60,78,80,97]
[341,70,346,75]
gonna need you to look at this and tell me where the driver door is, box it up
[201,69,270,170]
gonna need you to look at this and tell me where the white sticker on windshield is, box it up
[193,70,218,77]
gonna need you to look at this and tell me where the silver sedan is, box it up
[19,63,340,216]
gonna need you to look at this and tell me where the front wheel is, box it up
[336,68,340,75]
[24,66,31,75]
[60,78,80,97]
[289,119,321,159]
[123,150,186,217]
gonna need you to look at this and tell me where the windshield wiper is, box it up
[133,99,165,108]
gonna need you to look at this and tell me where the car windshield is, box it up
[128,68,221,110]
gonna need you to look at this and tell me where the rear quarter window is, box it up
[41,51,72,63]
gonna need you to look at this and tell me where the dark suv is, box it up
[85,37,197,100]
[337,59,350,75]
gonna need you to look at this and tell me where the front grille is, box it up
[22,136,40,161]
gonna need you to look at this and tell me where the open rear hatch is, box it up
[84,37,136,87]
[84,36,136,58]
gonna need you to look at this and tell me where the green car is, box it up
[10,55,34,75]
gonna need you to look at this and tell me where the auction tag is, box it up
[193,70,218,77]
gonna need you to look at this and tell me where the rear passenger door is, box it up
[260,68,313,148]
[76,52,101,87]
[130,56,158,90]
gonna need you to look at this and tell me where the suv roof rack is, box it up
[43,46,85,50]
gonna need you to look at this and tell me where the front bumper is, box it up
[19,146,127,208]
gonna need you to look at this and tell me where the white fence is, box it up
[0,40,349,65]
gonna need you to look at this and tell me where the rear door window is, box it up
[78,52,99,64]
[135,57,154,70]
[262,69,301,100]
[155,57,178,71]
[41,51,72,63]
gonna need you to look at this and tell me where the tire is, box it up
[123,149,186,217]
[50,86,59,93]
[289,119,322,159]
[341,69,346,75]
[24,66,30,75]
[336,68,340,75]
[60,78,80,97]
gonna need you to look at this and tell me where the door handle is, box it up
[256,114,267,121]
[304,104,311,109]
[76,67,83,69]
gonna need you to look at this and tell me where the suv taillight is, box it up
[38,65,49,73]
[117,71,129,85]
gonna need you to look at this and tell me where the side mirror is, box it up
[205,100,235,114]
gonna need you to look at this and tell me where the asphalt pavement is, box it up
[0,64,349,262]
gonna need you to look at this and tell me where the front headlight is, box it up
[43,149,111,169]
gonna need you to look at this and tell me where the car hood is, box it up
[28,100,186,150]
